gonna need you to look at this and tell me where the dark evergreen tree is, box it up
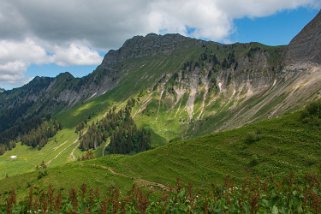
[79,99,151,154]
[21,120,62,149]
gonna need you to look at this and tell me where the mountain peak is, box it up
[0,88,5,93]
[56,72,74,80]
[120,33,190,55]
[101,33,190,68]
[286,10,321,65]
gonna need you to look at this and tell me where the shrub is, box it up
[244,130,262,145]
[301,100,321,126]
[37,161,48,179]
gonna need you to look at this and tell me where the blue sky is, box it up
[0,1,320,90]
[229,7,319,45]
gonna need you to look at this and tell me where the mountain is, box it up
[285,10,321,65]
[0,11,320,156]
[0,88,4,93]
[0,9,321,211]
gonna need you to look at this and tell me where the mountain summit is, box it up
[286,10,321,65]
[101,33,191,68]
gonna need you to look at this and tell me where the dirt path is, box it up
[47,139,78,165]
[53,141,68,151]
[91,164,169,191]
[69,142,79,161]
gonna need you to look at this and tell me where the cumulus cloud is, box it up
[0,39,47,85]
[0,0,320,86]
[0,39,102,85]
[0,39,48,64]
[0,61,27,83]
[51,43,103,66]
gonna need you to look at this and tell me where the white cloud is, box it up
[0,39,102,85]
[0,39,47,84]
[0,0,320,87]
[51,43,103,66]
[0,39,48,64]
[0,61,27,82]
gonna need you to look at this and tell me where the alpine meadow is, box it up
[0,2,321,213]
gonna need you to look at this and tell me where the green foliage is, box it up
[79,99,151,155]
[0,116,44,154]
[75,121,87,134]
[36,161,48,179]
[21,119,62,149]
[1,174,321,213]
[301,100,321,127]
[244,130,263,145]
[107,126,151,154]
[78,150,95,161]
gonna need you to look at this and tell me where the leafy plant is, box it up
[1,173,320,213]
[244,130,263,145]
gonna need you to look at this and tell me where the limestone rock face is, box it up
[286,10,321,65]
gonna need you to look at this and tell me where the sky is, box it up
[0,1,320,90]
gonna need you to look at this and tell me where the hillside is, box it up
[0,9,320,191]
[0,101,320,199]
[286,9,321,65]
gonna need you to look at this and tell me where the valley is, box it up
[0,8,320,213]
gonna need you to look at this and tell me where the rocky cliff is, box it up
[101,33,192,68]
[285,10,321,65]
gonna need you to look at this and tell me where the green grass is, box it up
[83,111,321,189]
[1,109,320,199]
[0,128,81,179]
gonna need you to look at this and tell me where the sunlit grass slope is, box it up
[1,109,320,199]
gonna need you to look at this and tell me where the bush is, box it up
[37,161,48,179]
[301,100,321,126]
[244,130,262,145]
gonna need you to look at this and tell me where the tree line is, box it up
[79,99,151,154]
[20,120,62,149]
[0,116,56,155]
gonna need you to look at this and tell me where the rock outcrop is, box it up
[285,10,321,65]
[101,33,191,68]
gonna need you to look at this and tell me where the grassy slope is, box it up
[1,110,320,199]
[95,111,321,187]
[0,129,81,179]
[0,44,200,179]
[0,42,298,189]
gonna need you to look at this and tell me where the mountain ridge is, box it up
[0,11,321,154]
[285,10,321,65]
